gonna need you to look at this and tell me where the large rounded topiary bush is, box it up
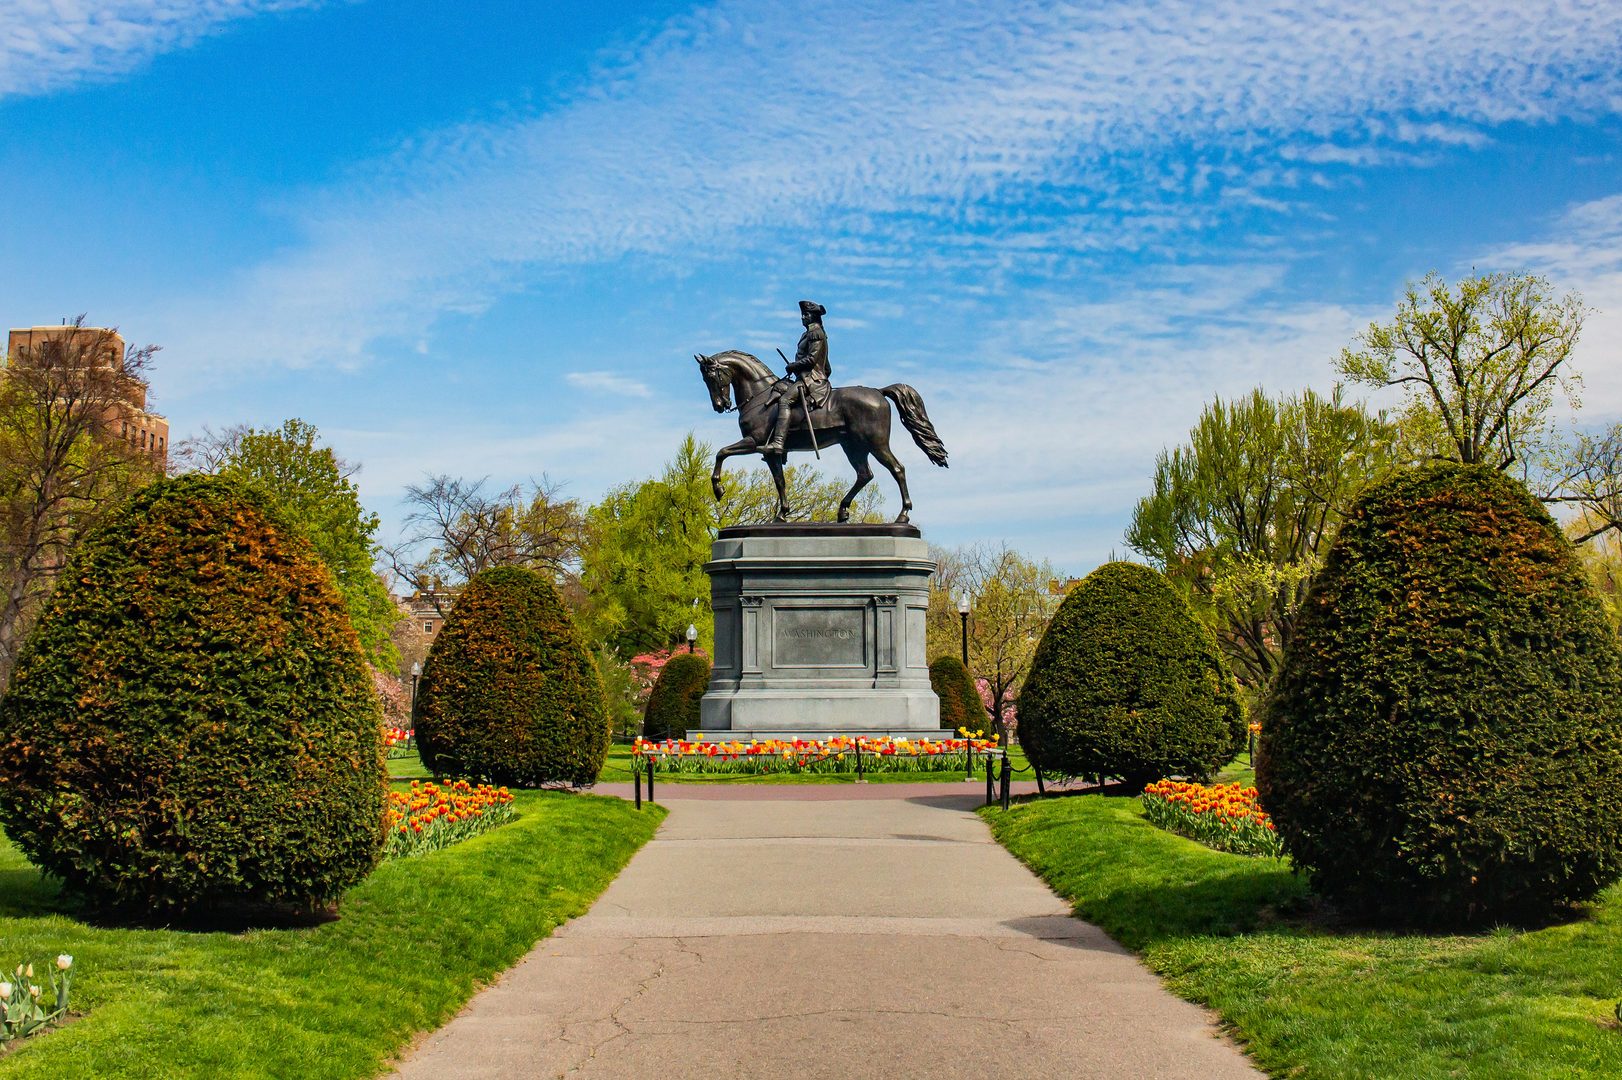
[642,652,710,742]
[0,475,386,914]
[1017,562,1244,790]
[1258,463,1622,924]
[930,655,989,733]
[416,566,609,786]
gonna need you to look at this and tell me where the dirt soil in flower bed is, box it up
[0,792,663,1079]
[986,793,1622,1079]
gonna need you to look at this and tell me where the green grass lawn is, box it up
[0,792,665,1079]
[984,794,1622,1079]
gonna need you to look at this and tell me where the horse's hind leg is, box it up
[838,442,874,522]
[872,438,911,523]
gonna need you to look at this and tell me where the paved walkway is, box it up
[393,788,1260,1079]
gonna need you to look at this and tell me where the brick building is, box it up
[5,325,169,463]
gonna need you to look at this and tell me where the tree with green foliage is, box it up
[641,651,710,741]
[416,566,609,786]
[0,475,386,914]
[1126,387,1395,689]
[929,655,989,733]
[580,434,882,654]
[1018,562,1244,791]
[1546,421,1622,546]
[1259,463,1622,924]
[181,418,402,669]
[924,543,1059,742]
[1337,271,1585,470]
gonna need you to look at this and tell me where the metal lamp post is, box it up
[409,661,422,728]
[686,623,698,653]
[958,592,974,780]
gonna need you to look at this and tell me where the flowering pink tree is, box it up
[371,666,411,727]
[628,647,707,706]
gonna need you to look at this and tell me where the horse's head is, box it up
[695,353,733,412]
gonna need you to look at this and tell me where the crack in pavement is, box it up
[561,937,705,1078]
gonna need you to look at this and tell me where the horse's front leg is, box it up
[712,439,755,501]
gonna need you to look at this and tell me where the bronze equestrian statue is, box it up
[695,300,948,523]
[759,300,832,455]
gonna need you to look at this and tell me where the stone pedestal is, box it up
[697,523,939,739]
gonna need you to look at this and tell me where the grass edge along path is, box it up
[984,794,1622,1080]
[0,792,666,1079]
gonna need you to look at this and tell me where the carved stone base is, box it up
[696,523,940,739]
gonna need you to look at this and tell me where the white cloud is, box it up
[564,370,653,398]
[150,0,1622,375]
[0,0,327,98]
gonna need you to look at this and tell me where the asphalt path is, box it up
[391,788,1261,1079]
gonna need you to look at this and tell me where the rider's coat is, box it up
[788,322,832,409]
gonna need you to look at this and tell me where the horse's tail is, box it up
[882,384,949,468]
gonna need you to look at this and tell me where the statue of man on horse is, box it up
[758,300,831,456]
[694,300,949,524]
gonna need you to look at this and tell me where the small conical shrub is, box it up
[0,475,385,914]
[417,566,609,786]
[1018,562,1244,790]
[1259,463,1622,923]
[930,655,989,733]
[642,652,710,741]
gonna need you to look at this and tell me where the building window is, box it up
[424,621,434,634]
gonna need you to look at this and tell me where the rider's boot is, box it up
[759,397,794,455]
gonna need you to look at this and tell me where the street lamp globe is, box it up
[686,623,698,653]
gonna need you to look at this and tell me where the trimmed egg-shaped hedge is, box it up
[1017,562,1244,791]
[416,566,609,786]
[1259,463,1622,924]
[0,475,386,914]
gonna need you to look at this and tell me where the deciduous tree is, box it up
[1125,387,1394,688]
[385,474,584,608]
[1336,271,1585,470]
[0,319,162,688]
[580,434,882,654]
[924,543,1058,744]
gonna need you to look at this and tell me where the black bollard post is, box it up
[856,743,866,783]
[965,737,975,782]
[647,755,655,803]
[634,760,642,809]
[1000,754,1012,811]
[985,753,994,806]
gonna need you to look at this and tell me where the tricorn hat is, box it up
[798,300,826,320]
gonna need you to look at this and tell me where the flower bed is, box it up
[1141,780,1282,857]
[633,735,998,775]
[1,954,72,1045]
[384,726,414,758]
[384,780,516,859]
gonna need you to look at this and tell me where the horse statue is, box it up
[695,350,949,523]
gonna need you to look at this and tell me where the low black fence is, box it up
[631,743,1043,811]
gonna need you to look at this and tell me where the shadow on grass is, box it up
[2,850,346,932]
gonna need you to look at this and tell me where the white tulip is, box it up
[0,982,11,998]
[56,954,72,971]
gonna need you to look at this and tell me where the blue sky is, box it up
[3,0,1620,575]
